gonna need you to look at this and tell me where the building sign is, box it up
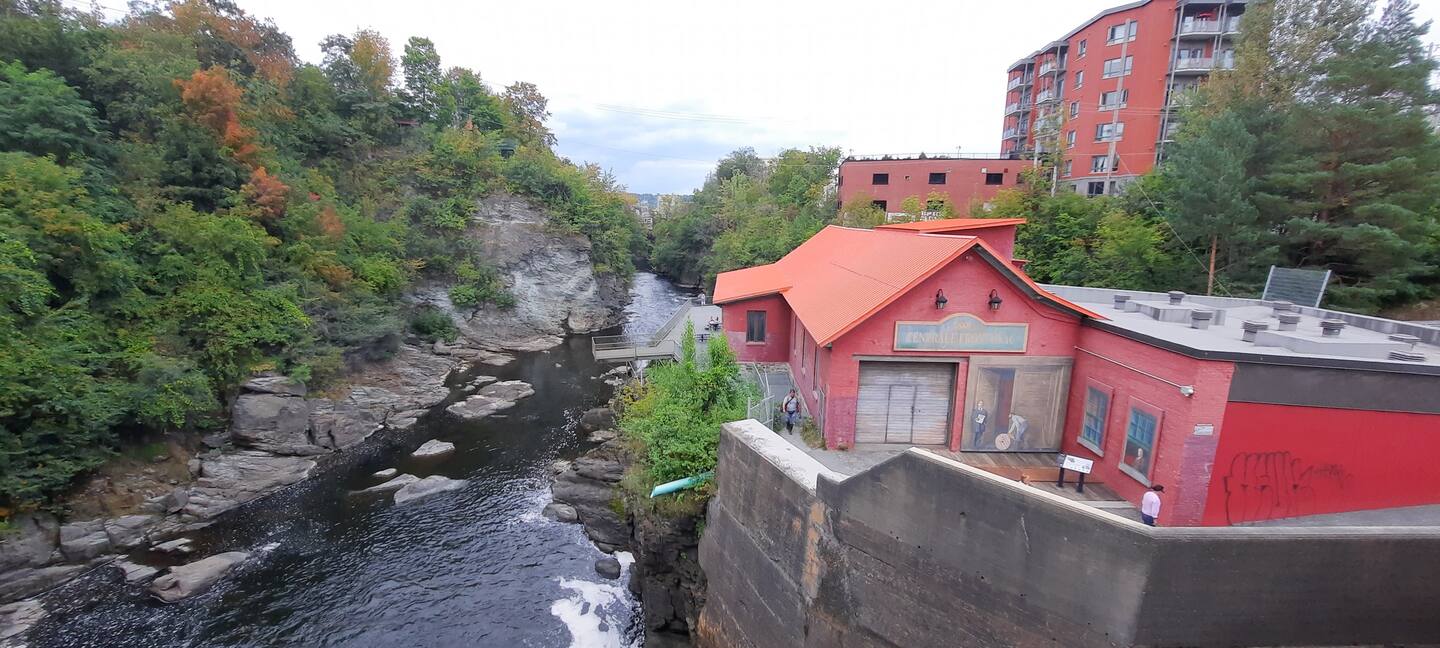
[1057,454,1094,474]
[894,313,1028,353]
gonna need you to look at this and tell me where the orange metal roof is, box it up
[875,218,1027,234]
[712,225,1100,346]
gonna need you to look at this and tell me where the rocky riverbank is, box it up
[0,194,632,638]
[549,397,709,648]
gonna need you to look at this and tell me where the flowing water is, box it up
[25,273,696,648]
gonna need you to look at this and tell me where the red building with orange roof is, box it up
[711,219,1440,526]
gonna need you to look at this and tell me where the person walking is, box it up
[1140,484,1164,526]
[781,389,801,434]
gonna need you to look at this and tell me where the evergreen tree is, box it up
[400,37,444,123]
[1257,0,1440,310]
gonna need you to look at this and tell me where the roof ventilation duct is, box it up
[1320,319,1347,337]
[1241,320,1269,343]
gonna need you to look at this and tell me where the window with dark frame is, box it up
[984,172,1004,185]
[872,172,889,185]
[928,172,946,185]
[745,310,766,343]
[1087,181,1106,196]
[872,199,887,212]
[1081,386,1110,451]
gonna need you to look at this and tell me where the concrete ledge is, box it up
[722,419,842,493]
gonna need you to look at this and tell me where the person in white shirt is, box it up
[1140,484,1164,526]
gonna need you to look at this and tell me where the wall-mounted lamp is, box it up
[987,289,1003,311]
[1179,385,1195,398]
[935,289,948,310]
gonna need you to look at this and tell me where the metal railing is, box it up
[743,365,779,431]
[1004,102,1022,115]
[1178,16,1241,36]
[648,297,696,345]
[591,336,679,361]
[1006,75,1032,90]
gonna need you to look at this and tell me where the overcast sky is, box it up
[74,0,1440,194]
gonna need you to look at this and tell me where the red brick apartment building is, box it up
[836,155,1028,217]
[713,220,1440,527]
[1002,0,1243,196]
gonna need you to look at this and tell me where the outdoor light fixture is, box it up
[935,289,949,310]
[988,289,1003,311]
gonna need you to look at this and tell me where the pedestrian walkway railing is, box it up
[590,297,698,361]
[648,297,696,345]
[743,364,779,431]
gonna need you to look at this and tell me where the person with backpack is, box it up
[781,389,801,433]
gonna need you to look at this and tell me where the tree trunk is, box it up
[1207,233,1218,296]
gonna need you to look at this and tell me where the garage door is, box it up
[855,362,955,445]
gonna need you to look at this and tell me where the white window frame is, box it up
[1095,122,1125,142]
[1106,21,1138,45]
[1091,155,1115,173]
[1069,101,1080,118]
[1066,130,1076,148]
[1074,70,1084,89]
[1102,55,1134,79]
[1077,39,1087,58]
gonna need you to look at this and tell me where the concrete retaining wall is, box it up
[697,420,1440,648]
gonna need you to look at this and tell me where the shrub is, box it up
[409,306,457,342]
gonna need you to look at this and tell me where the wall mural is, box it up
[962,357,1072,452]
[894,313,1028,353]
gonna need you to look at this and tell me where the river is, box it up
[24,272,696,648]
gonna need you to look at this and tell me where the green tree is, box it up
[0,59,103,164]
[400,36,444,122]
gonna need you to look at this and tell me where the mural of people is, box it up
[971,400,989,448]
[1007,413,1028,450]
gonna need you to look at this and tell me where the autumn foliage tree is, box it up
[176,66,260,165]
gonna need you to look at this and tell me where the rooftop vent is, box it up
[1389,333,1421,349]
[1388,350,1427,362]
[1271,300,1295,317]
[1241,319,1269,343]
[1320,319,1347,337]
[1277,312,1301,331]
[1190,309,1215,330]
[1167,290,1186,305]
[1113,294,1131,310]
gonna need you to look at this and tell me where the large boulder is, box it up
[0,598,46,644]
[358,474,419,494]
[394,476,467,505]
[58,520,112,563]
[148,552,249,603]
[580,407,617,433]
[550,440,630,552]
[104,515,157,550]
[230,394,323,456]
[0,513,58,574]
[180,451,316,521]
[410,440,455,458]
[241,374,307,397]
[308,399,383,451]
[113,559,160,584]
[445,380,535,420]
[0,565,83,603]
[341,345,457,414]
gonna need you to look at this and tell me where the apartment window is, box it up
[1070,101,1080,118]
[1091,155,1116,173]
[984,172,1004,186]
[1100,89,1129,109]
[1120,401,1163,483]
[1102,55,1134,78]
[1106,21,1137,44]
[1177,47,1204,60]
[1074,70,1084,89]
[1066,130,1076,148]
[1095,122,1125,141]
[745,311,766,343]
[928,172,947,185]
[1077,39,1087,58]
[871,199,887,212]
[811,347,819,390]
[1087,181,1106,196]
[1079,384,1112,454]
[872,172,889,185]
[1063,159,1073,176]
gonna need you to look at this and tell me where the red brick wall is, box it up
[719,295,790,363]
[825,251,1085,449]
[837,159,1023,214]
[1059,326,1234,526]
[1202,403,1440,526]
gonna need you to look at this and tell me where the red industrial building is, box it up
[836,156,1029,218]
[712,220,1440,526]
[1002,0,1244,196]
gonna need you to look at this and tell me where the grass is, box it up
[799,419,825,449]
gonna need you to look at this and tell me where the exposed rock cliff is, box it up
[415,193,627,352]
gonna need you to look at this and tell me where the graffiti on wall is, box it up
[1222,452,1352,524]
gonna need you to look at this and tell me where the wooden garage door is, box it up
[855,362,955,445]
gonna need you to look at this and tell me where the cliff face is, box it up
[415,193,628,352]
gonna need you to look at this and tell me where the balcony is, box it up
[1172,56,1235,74]
[1007,75,1033,90]
[1004,102,1022,115]
[1178,16,1241,37]
[1034,89,1059,104]
[1038,60,1065,76]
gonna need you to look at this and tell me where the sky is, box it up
[70,0,1440,194]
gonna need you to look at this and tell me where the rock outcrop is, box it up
[445,380,535,419]
[393,476,466,505]
[180,451,316,521]
[148,552,249,603]
[414,193,626,351]
[550,439,629,552]
[410,440,455,458]
[359,474,419,493]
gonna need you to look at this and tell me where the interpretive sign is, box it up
[1057,453,1094,474]
[894,313,1028,353]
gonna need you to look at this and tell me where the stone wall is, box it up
[697,420,1440,648]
